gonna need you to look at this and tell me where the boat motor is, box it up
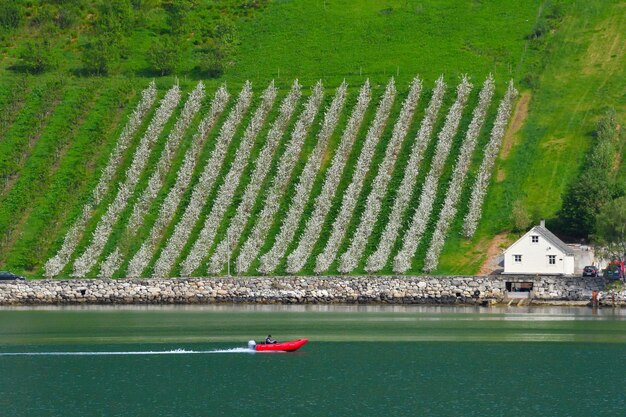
[248,340,256,350]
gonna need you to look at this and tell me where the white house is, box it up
[503,220,575,275]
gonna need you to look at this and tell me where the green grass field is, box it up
[0,0,623,278]
[230,0,539,87]
[437,1,626,274]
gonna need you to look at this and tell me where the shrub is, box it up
[527,18,549,40]
[0,0,21,30]
[197,18,239,78]
[18,40,56,74]
[198,44,227,78]
[80,36,119,75]
[147,36,181,76]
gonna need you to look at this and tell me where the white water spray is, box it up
[0,347,256,356]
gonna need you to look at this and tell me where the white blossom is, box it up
[152,82,253,277]
[207,81,302,274]
[366,76,446,272]
[71,85,182,277]
[338,76,422,273]
[126,85,230,278]
[315,78,397,273]
[128,82,206,233]
[235,82,324,274]
[180,82,277,276]
[462,80,518,238]
[286,81,371,274]
[258,82,347,274]
[98,82,206,278]
[43,81,157,277]
[99,248,122,279]
[393,76,473,273]
[423,75,495,272]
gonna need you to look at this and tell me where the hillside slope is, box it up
[0,0,623,278]
[437,0,626,274]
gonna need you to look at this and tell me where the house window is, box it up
[531,235,539,243]
[548,255,556,265]
[514,255,522,263]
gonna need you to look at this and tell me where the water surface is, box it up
[1,305,625,416]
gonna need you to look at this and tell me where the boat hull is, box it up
[255,339,308,352]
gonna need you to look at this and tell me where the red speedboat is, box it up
[250,339,308,352]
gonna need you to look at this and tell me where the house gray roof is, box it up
[531,225,575,256]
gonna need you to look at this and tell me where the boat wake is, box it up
[206,347,255,354]
[0,347,255,356]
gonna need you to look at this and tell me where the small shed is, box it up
[503,220,575,275]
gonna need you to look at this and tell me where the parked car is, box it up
[582,265,600,277]
[0,271,25,281]
[604,265,624,280]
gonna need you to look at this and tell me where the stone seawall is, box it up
[1,275,623,306]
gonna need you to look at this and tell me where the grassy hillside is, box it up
[0,0,624,278]
[230,0,539,86]
[437,0,626,274]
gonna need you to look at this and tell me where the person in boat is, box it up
[265,335,277,344]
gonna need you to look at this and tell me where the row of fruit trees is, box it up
[44,75,517,278]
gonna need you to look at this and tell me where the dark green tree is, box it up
[0,0,22,30]
[212,19,239,56]
[594,196,626,262]
[81,36,119,75]
[31,4,56,27]
[558,110,622,238]
[80,0,133,75]
[131,0,160,11]
[55,7,79,30]
[18,40,56,74]
[198,43,227,78]
[147,36,181,75]
[94,0,134,36]
[162,0,194,35]
[197,18,239,78]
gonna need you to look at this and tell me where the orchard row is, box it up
[45,76,516,278]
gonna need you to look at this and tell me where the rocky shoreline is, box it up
[1,275,624,306]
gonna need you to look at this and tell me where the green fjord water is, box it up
[1,306,626,417]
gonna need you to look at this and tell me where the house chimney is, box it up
[540,219,545,228]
